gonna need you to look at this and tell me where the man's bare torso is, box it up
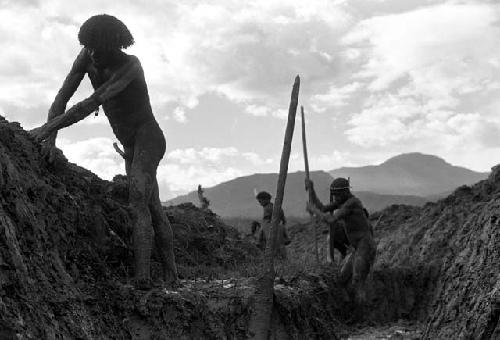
[80,49,156,147]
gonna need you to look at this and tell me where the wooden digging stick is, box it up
[248,75,300,340]
[301,106,319,264]
[113,142,126,160]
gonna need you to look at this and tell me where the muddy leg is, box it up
[351,236,376,304]
[124,146,133,177]
[129,167,154,289]
[339,252,353,286]
[149,179,178,285]
[329,224,336,263]
[339,252,356,302]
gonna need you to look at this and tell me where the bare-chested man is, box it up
[255,191,290,259]
[306,178,376,303]
[30,14,177,289]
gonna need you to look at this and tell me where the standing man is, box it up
[30,14,177,289]
[306,178,376,302]
[255,191,290,259]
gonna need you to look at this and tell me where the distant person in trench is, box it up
[306,178,376,303]
[197,184,210,210]
[29,14,177,290]
[255,191,291,259]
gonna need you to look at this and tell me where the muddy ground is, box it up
[0,116,499,339]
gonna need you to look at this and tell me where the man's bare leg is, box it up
[339,252,353,287]
[329,224,336,263]
[129,168,154,289]
[351,236,376,304]
[149,179,178,285]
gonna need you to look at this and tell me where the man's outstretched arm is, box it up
[307,198,354,224]
[305,179,337,213]
[305,179,324,209]
[31,56,141,142]
[30,96,99,142]
[45,48,88,144]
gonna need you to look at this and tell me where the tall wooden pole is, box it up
[248,76,300,339]
[301,106,319,264]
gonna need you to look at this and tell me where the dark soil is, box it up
[287,169,500,339]
[0,117,344,339]
[1,115,499,339]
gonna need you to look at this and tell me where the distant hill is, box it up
[166,171,428,218]
[168,171,330,218]
[330,153,488,197]
[167,153,489,218]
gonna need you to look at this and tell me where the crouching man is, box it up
[306,178,376,303]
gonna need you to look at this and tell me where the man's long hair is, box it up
[78,14,134,50]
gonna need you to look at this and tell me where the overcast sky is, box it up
[1,0,500,199]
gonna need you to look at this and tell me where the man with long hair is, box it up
[30,14,177,289]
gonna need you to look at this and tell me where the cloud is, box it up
[58,137,124,178]
[243,105,289,119]
[157,164,244,199]
[271,109,289,119]
[0,0,41,8]
[160,146,266,198]
[311,150,350,169]
[172,107,187,123]
[3,0,500,193]
[342,2,500,97]
[310,82,362,112]
[242,152,274,166]
[245,104,270,117]
[346,94,423,147]
[0,5,84,116]
[167,147,239,164]
[287,148,386,172]
[57,141,252,200]
[202,147,239,161]
[0,0,357,129]
[346,91,500,149]
[338,1,500,168]
[161,146,278,199]
[161,0,355,120]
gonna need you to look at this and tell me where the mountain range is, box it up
[330,153,487,196]
[166,153,489,218]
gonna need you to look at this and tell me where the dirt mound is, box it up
[2,115,499,339]
[107,174,262,277]
[0,117,348,339]
[0,117,261,338]
[374,169,500,339]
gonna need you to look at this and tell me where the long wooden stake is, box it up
[248,75,300,339]
[301,106,319,264]
[113,142,126,159]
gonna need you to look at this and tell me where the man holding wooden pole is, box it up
[306,178,376,303]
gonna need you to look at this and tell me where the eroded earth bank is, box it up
[0,117,498,339]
